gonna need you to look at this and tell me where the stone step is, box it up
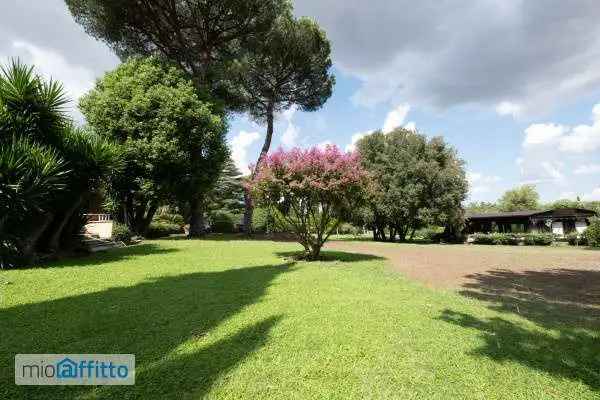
[79,234,124,252]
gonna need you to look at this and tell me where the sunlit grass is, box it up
[1,237,597,399]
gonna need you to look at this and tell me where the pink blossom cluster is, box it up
[250,144,368,196]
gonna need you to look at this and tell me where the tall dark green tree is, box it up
[357,128,468,242]
[80,57,228,237]
[233,15,335,232]
[65,0,290,108]
[206,157,245,215]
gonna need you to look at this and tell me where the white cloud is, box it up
[11,40,96,121]
[403,121,416,131]
[345,130,374,152]
[280,106,299,148]
[382,103,410,133]
[230,130,260,175]
[523,123,566,147]
[582,187,600,201]
[295,1,600,116]
[522,103,600,153]
[496,101,522,118]
[540,161,564,181]
[574,164,600,175]
[467,171,502,196]
[559,191,577,199]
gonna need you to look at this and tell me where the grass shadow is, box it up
[275,250,385,263]
[32,243,181,269]
[0,262,291,399]
[438,309,600,391]
[442,266,600,391]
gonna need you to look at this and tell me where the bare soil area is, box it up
[326,241,600,289]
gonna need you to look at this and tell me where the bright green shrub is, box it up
[490,233,519,245]
[523,233,553,246]
[146,222,182,238]
[112,222,132,244]
[417,227,444,243]
[153,213,184,226]
[566,232,587,246]
[210,211,238,233]
[252,208,272,233]
[586,219,600,247]
[471,233,494,245]
[337,223,363,236]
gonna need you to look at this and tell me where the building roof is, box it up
[466,208,597,220]
[466,210,540,219]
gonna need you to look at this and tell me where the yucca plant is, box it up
[0,138,68,266]
[0,59,120,265]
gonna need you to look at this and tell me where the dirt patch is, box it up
[325,241,600,289]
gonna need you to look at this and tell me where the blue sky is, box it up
[2,0,600,203]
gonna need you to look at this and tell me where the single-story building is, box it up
[465,208,597,236]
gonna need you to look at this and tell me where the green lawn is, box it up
[1,238,598,399]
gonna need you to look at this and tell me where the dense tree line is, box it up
[466,185,600,215]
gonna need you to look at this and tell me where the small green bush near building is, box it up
[567,232,588,246]
[490,233,520,245]
[153,212,185,226]
[472,232,554,246]
[112,223,133,244]
[523,233,554,246]
[210,211,238,233]
[146,222,182,238]
[586,218,600,247]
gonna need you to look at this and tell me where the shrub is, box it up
[523,233,553,246]
[252,207,272,233]
[112,222,133,244]
[586,219,600,247]
[566,232,587,246]
[250,145,368,260]
[153,213,184,226]
[471,233,520,245]
[146,222,182,238]
[490,233,520,245]
[210,211,238,233]
[337,223,363,236]
[417,227,444,243]
[471,233,494,245]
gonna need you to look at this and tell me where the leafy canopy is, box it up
[249,145,368,259]
[498,184,540,212]
[66,0,291,108]
[235,15,335,122]
[80,56,228,234]
[357,128,468,242]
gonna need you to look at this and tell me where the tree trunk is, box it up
[140,201,159,236]
[18,212,54,265]
[188,195,206,238]
[243,101,275,235]
[124,193,134,231]
[47,195,83,252]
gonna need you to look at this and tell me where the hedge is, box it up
[112,222,133,244]
[471,232,553,246]
[146,222,182,238]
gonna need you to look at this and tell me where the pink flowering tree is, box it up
[249,145,368,260]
